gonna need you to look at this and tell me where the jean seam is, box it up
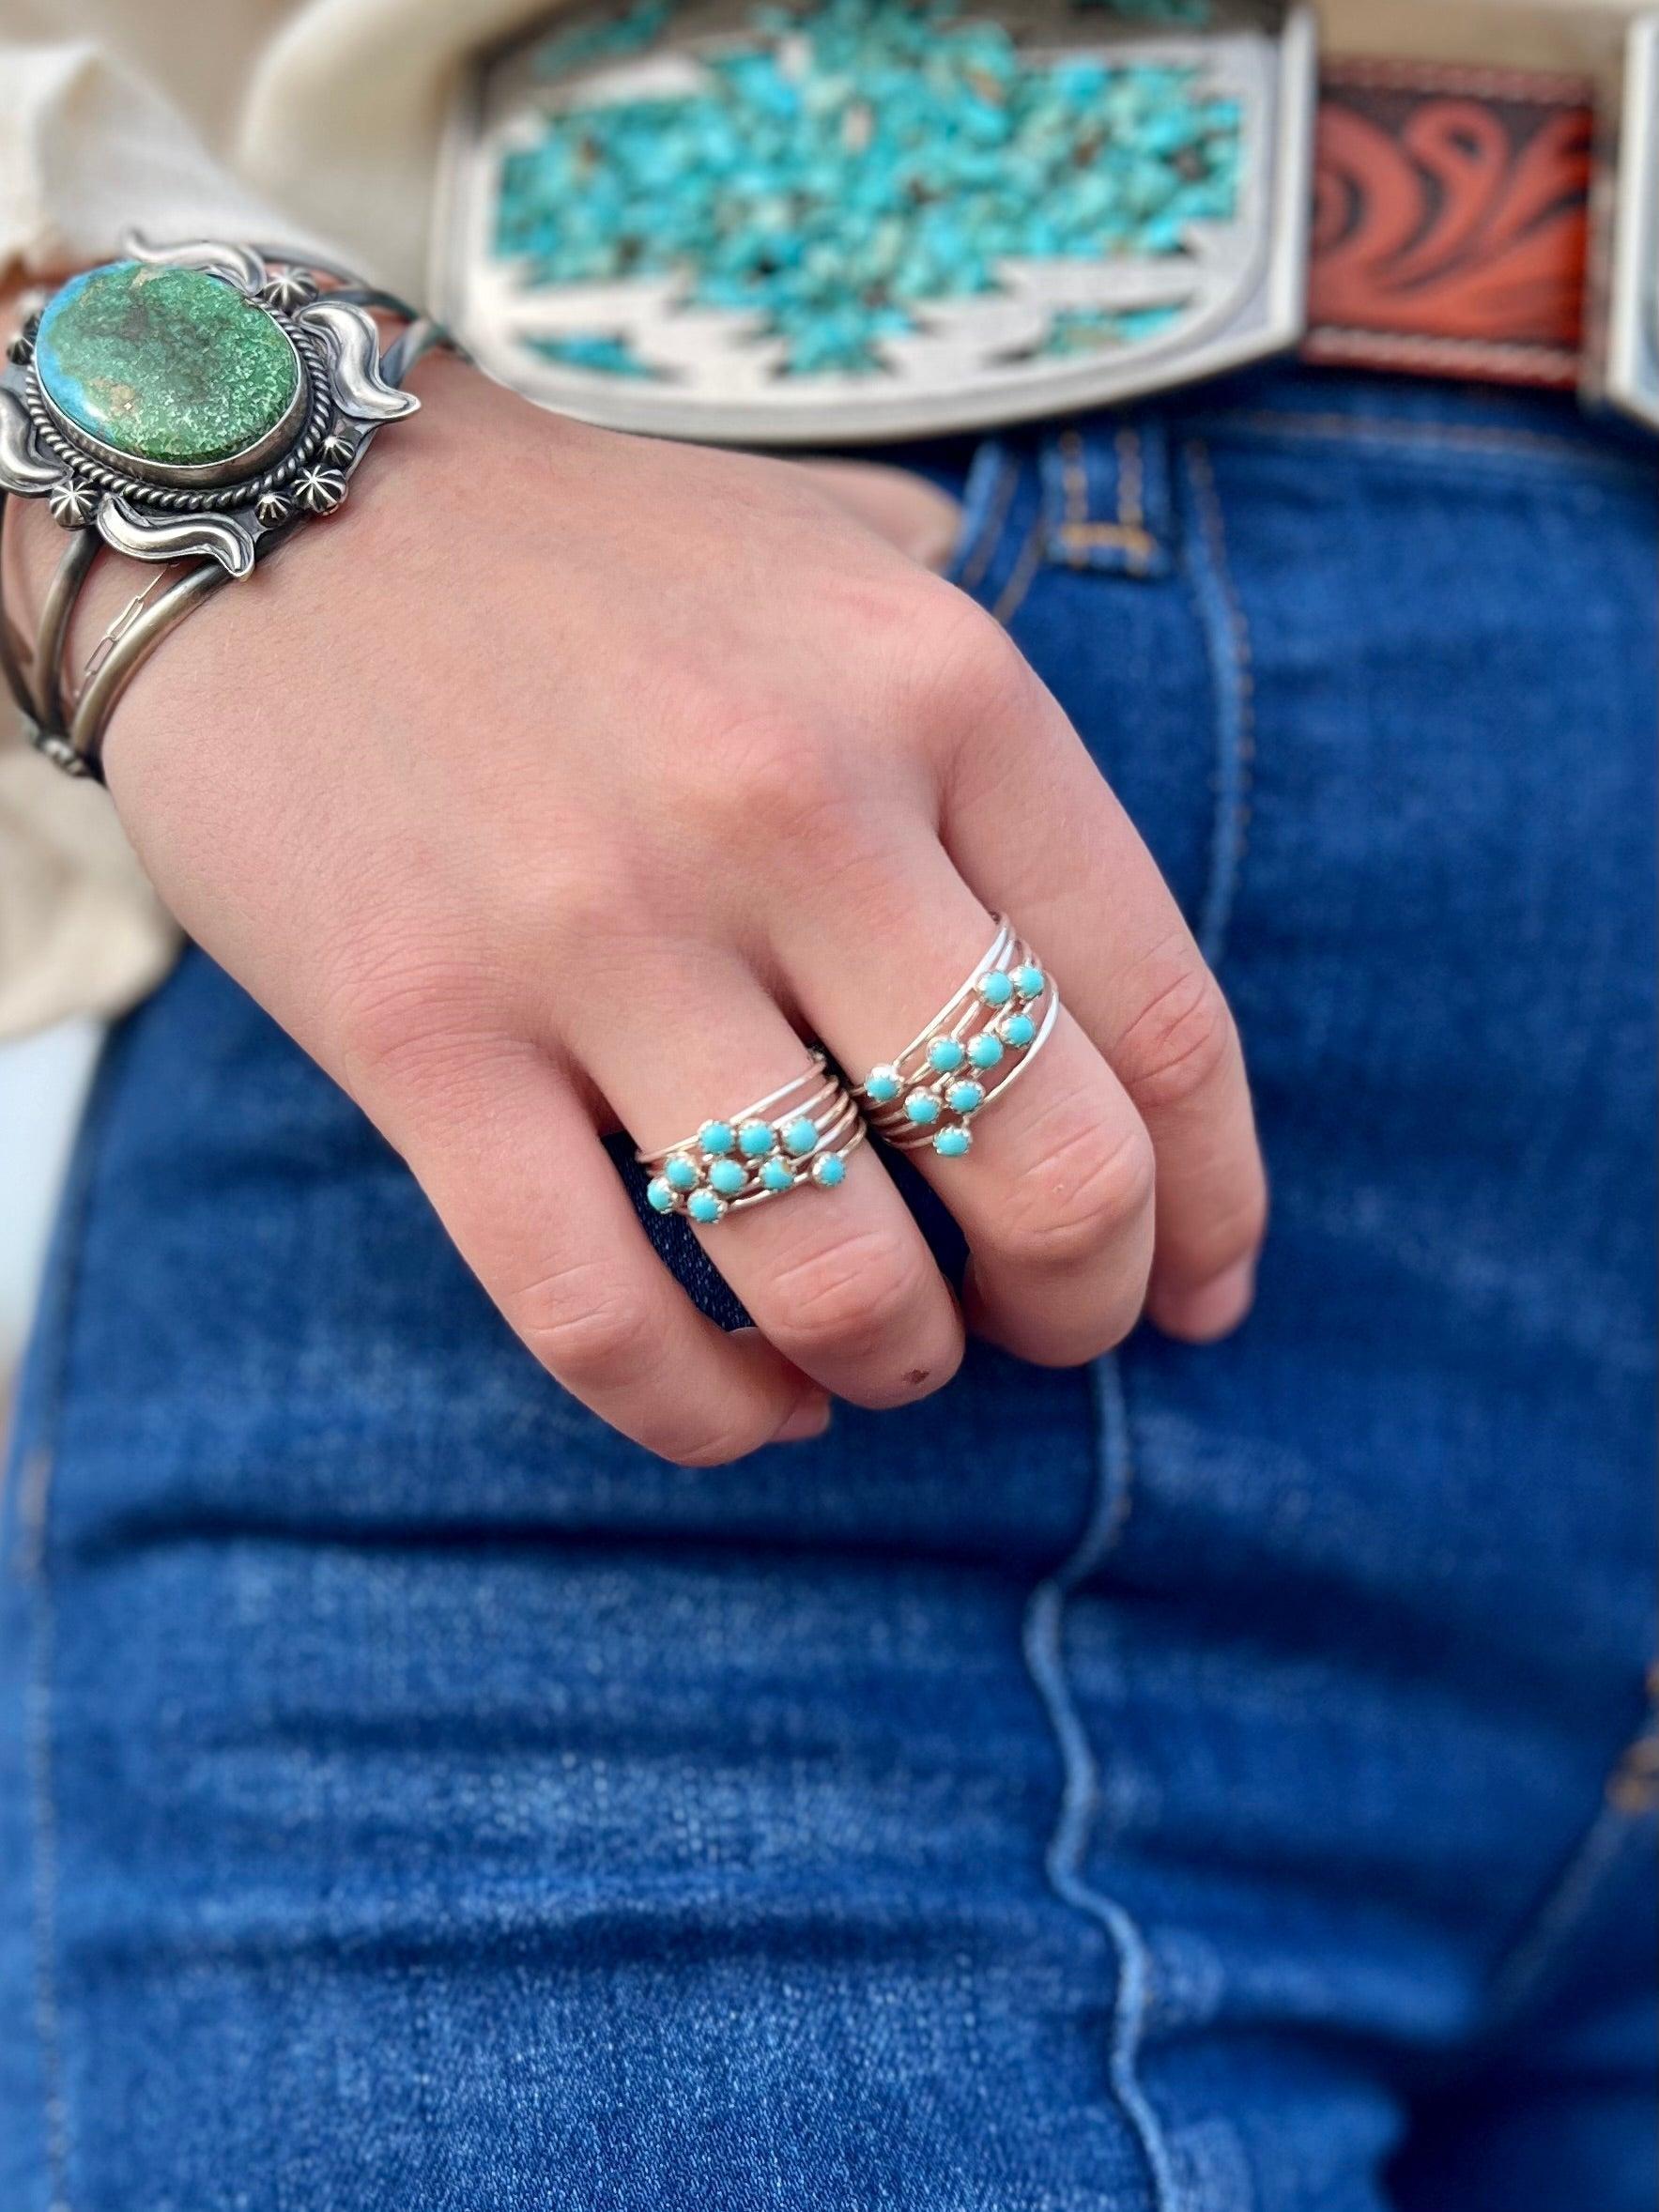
[8,1042,113,2212]
[1179,439,1256,972]
[990,493,1051,629]
[1480,1674,1659,2034]
[1022,1356,1183,2212]
[949,440,1021,600]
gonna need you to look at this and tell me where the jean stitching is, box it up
[990,491,1051,628]
[1022,1356,1182,2212]
[1058,428,1089,538]
[1180,439,1255,971]
[1481,1676,1659,2032]
[1185,407,1654,480]
[1051,425,1160,569]
[8,1043,113,2212]
[952,442,1021,598]
[1117,426,1155,577]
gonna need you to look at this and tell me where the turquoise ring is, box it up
[637,1052,864,1223]
[852,917,1058,1159]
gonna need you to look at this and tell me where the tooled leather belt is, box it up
[1304,56,1592,392]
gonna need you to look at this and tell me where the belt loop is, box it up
[1040,416,1175,579]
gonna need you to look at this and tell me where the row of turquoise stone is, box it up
[646,1109,847,1221]
[862,960,1046,1156]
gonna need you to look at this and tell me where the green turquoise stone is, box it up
[1011,963,1046,1000]
[904,1091,941,1127]
[933,1126,973,1158]
[864,1065,902,1104]
[35,261,300,469]
[708,1159,748,1196]
[665,1154,701,1191]
[646,1175,676,1214]
[1000,1012,1037,1049]
[698,1119,736,1156]
[738,1119,775,1158]
[978,970,1015,1007]
[687,1189,726,1223]
[967,1033,1005,1070]
[759,1159,795,1192]
[781,1115,819,1157]
[810,1152,846,1188]
[946,1080,985,1114]
[927,1037,966,1073]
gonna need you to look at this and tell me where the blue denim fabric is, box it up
[1,364,1654,2212]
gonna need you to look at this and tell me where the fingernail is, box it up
[774,1392,833,1445]
[1157,1255,1257,1343]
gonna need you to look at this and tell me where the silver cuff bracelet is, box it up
[0,236,451,781]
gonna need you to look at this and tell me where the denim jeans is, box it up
[1,363,1654,2212]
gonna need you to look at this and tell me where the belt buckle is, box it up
[433,0,1316,445]
[1589,12,1659,432]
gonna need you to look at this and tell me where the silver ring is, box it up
[637,1051,865,1224]
[853,916,1058,1157]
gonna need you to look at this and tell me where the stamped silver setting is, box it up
[0,238,445,780]
[0,237,421,576]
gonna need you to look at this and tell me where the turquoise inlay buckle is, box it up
[853,917,1057,1157]
[434,0,1314,442]
[637,1052,865,1221]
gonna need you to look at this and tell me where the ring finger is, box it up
[563,945,966,1408]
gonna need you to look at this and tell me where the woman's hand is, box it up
[28,361,1267,1461]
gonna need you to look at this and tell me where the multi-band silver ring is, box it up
[853,916,1058,1156]
[637,1052,865,1224]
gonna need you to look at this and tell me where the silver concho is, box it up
[0,239,422,576]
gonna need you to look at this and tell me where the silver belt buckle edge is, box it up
[1588,12,1659,435]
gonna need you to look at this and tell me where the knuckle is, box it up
[999,1113,1156,1272]
[1114,961,1237,1114]
[530,842,645,961]
[764,1224,935,1367]
[329,946,499,1089]
[513,1260,652,1393]
[698,714,851,853]
[909,591,1036,740]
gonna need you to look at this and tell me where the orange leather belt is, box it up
[1304,58,1592,392]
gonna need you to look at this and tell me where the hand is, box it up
[22,361,1267,1461]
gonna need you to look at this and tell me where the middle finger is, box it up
[775,860,1158,1366]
